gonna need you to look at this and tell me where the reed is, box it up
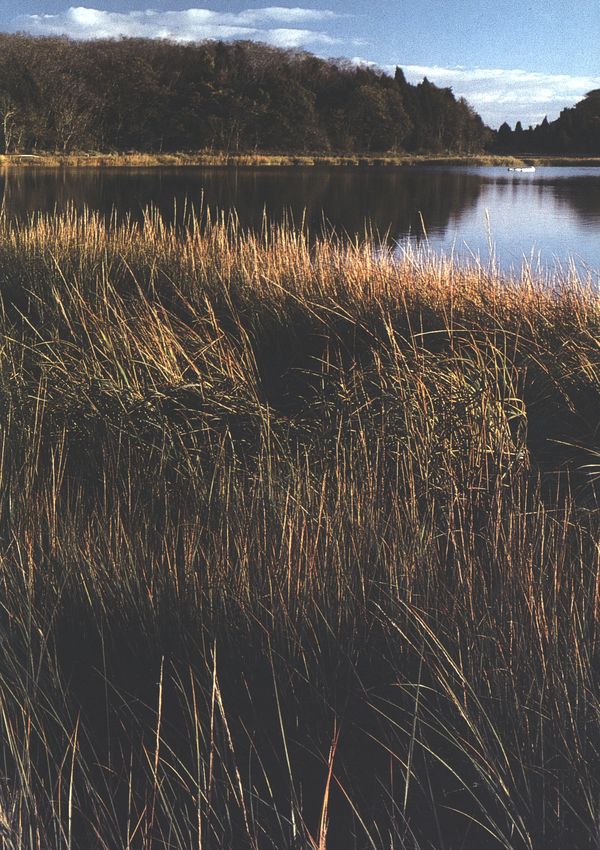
[0,208,599,849]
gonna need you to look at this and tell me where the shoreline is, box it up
[2,151,600,168]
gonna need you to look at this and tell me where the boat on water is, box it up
[508,165,536,173]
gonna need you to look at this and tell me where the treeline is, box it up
[494,89,600,154]
[0,34,490,154]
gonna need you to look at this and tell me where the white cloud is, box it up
[372,62,600,127]
[266,27,338,47]
[17,6,343,48]
[237,7,338,24]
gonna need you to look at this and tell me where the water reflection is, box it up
[2,165,600,272]
[538,176,600,225]
[0,166,484,238]
[475,170,600,227]
[423,167,600,272]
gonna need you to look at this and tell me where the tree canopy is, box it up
[0,34,490,155]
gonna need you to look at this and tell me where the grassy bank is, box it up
[3,151,600,170]
[1,210,600,849]
[0,151,537,168]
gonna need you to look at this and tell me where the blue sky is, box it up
[5,1,600,128]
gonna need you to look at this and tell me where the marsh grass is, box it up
[0,209,600,848]
[5,152,600,170]
[0,152,531,169]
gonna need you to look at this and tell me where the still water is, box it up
[2,165,600,275]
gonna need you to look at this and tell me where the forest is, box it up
[494,89,600,154]
[0,33,491,154]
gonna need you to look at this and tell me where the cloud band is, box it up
[17,5,342,48]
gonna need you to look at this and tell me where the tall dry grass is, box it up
[0,208,600,848]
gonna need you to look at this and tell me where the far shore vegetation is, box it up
[494,89,600,156]
[0,35,488,157]
[0,151,533,168]
[5,151,600,169]
[1,34,599,162]
[1,208,600,848]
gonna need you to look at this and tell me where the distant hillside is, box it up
[493,89,600,154]
[0,34,490,155]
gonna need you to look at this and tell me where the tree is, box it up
[0,36,39,152]
[0,35,491,156]
[496,121,513,152]
[0,95,17,153]
[351,83,410,151]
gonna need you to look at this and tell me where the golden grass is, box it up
[0,209,599,848]
[0,151,534,168]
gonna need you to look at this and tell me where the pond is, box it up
[2,164,600,276]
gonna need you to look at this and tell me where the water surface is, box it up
[3,165,600,275]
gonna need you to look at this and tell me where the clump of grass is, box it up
[0,208,600,848]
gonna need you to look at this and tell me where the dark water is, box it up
[3,165,600,275]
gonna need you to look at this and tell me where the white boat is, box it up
[508,166,536,173]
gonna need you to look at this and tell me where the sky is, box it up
[4,1,600,128]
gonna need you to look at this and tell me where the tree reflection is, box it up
[0,165,485,244]
[536,174,600,225]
